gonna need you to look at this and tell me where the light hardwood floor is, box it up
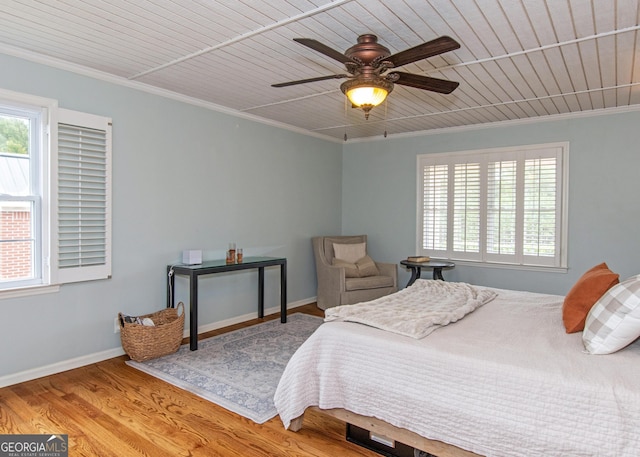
[0,305,380,456]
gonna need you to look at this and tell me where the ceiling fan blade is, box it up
[271,74,349,88]
[392,72,459,94]
[386,36,460,68]
[293,38,354,64]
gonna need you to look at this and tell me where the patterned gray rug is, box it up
[126,313,323,424]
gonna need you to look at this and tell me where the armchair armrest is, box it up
[376,262,398,290]
[317,263,346,293]
[316,264,346,310]
[312,237,346,309]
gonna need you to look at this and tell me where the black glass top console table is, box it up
[167,256,287,350]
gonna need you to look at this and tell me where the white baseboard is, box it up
[191,296,317,336]
[0,297,317,388]
[0,347,126,388]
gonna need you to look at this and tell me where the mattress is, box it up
[274,283,640,457]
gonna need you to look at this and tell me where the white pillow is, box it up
[332,242,366,263]
[583,274,640,354]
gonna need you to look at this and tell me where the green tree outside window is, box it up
[0,115,29,154]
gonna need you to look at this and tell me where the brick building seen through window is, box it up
[0,207,32,279]
[0,153,33,282]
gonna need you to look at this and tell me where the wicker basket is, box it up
[119,302,185,362]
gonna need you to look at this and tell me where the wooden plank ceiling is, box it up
[0,0,638,140]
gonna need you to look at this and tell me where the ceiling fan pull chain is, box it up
[344,96,348,142]
[384,99,388,138]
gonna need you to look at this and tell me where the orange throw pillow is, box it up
[562,263,619,333]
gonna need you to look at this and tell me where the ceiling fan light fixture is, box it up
[340,78,394,119]
[274,34,460,124]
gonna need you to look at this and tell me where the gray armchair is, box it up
[312,235,398,310]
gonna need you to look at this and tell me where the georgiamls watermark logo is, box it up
[0,434,68,457]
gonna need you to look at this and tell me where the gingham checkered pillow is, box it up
[583,275,640,354]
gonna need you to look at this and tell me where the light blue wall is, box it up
[342,111,640,294]
[0,53,342,379]
[3,49,640,382]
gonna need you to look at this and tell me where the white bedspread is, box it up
[324,280,497,338]
[274,283,640,457]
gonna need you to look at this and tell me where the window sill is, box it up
[0,284,60,300]
[446,259,568,274]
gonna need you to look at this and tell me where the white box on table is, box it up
[182,250,202,265]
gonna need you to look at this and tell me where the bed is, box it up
[274,280,640,457]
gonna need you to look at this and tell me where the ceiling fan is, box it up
[272,34,461,119]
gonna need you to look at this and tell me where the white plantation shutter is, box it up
[453,162,481,257]
[417,144,567,268]
[522,154,560,266]
[55,109,111,283]
[486,160,517,259]
[420,163,448,252]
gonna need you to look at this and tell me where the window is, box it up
[0,104,44,288]
[0,89,111,295]
[417,143,567,269]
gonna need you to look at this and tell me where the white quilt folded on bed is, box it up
[324,280,496,338]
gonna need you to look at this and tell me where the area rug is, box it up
[126,313,323,424]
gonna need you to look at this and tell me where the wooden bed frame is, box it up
[290,407,482,457]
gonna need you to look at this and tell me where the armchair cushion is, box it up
[346,275,395,291]
[356,255,380,277]
[332,242,367,263]
[323,236,367,264]
[332,258,360,277]
[332,255,380,278]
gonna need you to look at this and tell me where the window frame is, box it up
[0,88,112,299]
[416,142,569,271]
[0,90,53,294]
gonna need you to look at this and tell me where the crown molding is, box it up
[347,104,640,143]
[0,44,342,144]
[3,43,638,147]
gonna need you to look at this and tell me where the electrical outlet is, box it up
[114,317,120,333]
